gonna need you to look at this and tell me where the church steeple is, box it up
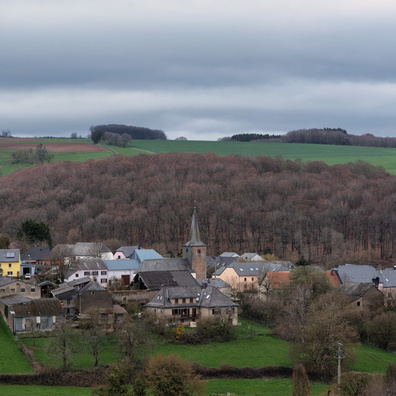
[183,207,207,279]
[188,207,203,246]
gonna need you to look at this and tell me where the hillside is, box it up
[1,153,394,266]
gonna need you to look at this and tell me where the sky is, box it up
[2,0,396,141]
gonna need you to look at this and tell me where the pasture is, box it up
[1,137,396,175]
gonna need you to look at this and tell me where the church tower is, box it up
[183,207,207,279]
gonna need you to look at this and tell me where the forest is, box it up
[0,153,395,268]
[90,124,167,141]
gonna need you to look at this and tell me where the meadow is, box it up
[1,137,396,175]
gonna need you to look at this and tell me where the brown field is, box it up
[0,138,107,153]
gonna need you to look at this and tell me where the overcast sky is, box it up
[2,0,396,141]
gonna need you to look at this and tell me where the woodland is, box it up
[0,152,395,268]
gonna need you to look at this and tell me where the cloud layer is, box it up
[2,0,396,140]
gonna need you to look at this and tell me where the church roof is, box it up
[184,207,206,247]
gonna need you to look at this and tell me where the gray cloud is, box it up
[2,0,396,139]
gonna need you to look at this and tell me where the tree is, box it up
[144,354,204,396]
[290,292,358,376]
[366,312,396,350]
[117,317,152,371]
[292,363,310,396]
[50,244,73,283]
[338,371,371,396]
[46,322,78,370]
[92,366,130,396]
[17,218,52,246]
[91,129,105,144]
[35,143,53,164]
[79,309,106,366]
[0,234,10,249]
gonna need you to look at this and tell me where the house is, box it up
[132,248,163,263]
[113,246,141,260]
[144,284,239,326]
[104,259,140,287]
[339,282,384,312]
[0,249,21,278]
[0,276,41,299]
[331,264,378,285]
[21,246,51,266]
[64,257,108,286]
[0,295,64,333]
[215,262,289,292]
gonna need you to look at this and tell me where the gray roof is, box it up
[183,207,206,247]
[79,280,107,294]
[54,242,111,257]
[378,268,396,287]
[0,276,20,287]
[333,264,378,284]
[197,278,230,289]
[104,259,140,271]
[0,295,31,305]
[137,270,199,290]
[11,298,64,317]
[115,246,140,258]
[0,249,20,263]
[137,258,189,273]
[21,246,50,261]
[215,261,289,277]
[146,285,238,309]
[66,257,107,277]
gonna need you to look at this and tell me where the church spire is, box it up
[189,207,202,245]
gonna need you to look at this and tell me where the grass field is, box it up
[1,138,396,175]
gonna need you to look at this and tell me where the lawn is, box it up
[353,343,396,373]
[0,385,93,396]
[0,318,32,374]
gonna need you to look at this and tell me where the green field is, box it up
[1,138,396,175]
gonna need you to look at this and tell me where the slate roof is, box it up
[146,285,238,309]
[0,295,31,306]
[197,278,230,289]
[0,249,20,263]
[104,259,140,271]
[333,264,378,284]
[137,270,199,290]
[137,258,189,273]
[215,262,289,277]
[66,257,107,278]
[54,242,111,257]
[115,246,140,258]
[0,276,19,287]
[183,207,206,247]
[378,268,396,287]
[220,252,240,258]
[11,299,64,317]
[21,246,51,261]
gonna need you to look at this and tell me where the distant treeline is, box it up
[90,124,167,141]
[220,129,396,148]
[269,128,396,148]
[1,153,394,268]
[220,133,282,142]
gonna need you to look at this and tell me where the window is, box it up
[175,298,179,303]
[7,271,12,276]
[251,278,254,281]
[21,288,25,292]
[6,252,15,258]
[100,279,106,283]
[11,288,15,293]
[190,298,194,303]
[0,289,4,292]
[357,301,361,307]
[8,263,12,268]
[75,274,79,277]
[31,288,36,292]
[101,271,107,275]
[92,271,98,276]
[182,298,186,303]
[244,278,247,281]
[84,271,90,276]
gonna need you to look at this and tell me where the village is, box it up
[0,208,394,337]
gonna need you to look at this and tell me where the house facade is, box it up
[145,284,239,326]
[64,257,108,286]
[0,249,21,278]
[104,259,140,287]
[0,276,41,299]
